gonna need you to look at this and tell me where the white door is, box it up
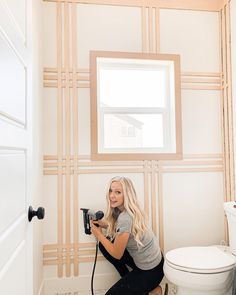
[0,0,33,294]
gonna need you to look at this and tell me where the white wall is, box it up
[42,2,226,294]
[159,8,223,251]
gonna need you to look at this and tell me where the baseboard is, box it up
[37,279,45,295]
[43,273,118,295]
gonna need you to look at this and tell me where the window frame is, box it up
[90,50,182,161]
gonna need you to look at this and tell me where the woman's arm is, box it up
[91,222,129,259]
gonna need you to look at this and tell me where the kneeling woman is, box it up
[91,176,164,295]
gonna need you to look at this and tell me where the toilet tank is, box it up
[224,201,236,256]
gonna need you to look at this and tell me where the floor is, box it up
[54,278,177,295]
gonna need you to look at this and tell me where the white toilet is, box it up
[164,201,236,295]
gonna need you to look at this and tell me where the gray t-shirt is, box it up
[116,210,162,270]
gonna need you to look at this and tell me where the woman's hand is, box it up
[90,221,103,239]
[92,219,108,229]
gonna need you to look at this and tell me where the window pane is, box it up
[99,67,166,108]
[102,114,163,150]
[91,51,182,159]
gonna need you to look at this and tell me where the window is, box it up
[90,51,182,160]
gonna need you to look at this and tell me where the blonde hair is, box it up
[105,176,148,247]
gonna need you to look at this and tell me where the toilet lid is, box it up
[165,246,236,274]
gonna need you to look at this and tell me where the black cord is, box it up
[91,240,99,295]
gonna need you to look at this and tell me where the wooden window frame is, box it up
[90,50,182,161]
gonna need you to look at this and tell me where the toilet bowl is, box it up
[164,202,236,295]
[164,246,235,295]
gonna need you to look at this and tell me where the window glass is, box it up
[90,51,182,160]
[103,114,164,151]
[99,66,166,108]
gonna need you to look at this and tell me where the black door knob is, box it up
[28,206,45,222]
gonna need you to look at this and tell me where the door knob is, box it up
[28,206,45,222]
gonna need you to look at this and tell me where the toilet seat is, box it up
[165,246,236,274]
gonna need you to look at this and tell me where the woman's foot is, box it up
[149,286,162,295]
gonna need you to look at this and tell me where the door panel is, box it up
[0,215,25,270]
[0,0,32,294]
[2,0,26,38]
[0,34,26,124]
[0,242,27,294]
[0,152,26,233]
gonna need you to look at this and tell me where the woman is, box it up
[91,176,164,295]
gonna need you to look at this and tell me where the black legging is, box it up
[99,242,164,295]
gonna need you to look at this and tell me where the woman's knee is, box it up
[105,290,114,295]
[105,286,124,295]
[105,285,119,295]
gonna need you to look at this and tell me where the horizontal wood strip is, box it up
[43,0,220,11]
[43,242,96,250]
[44,166,223,175]
[44,160,222,168]
[182,71,221,77]
[44,82,90,88]
[157,160,223,166]
[44,74,89,81]
[160,167,223,173]
[44,68,221,77]
[43,256,104,265]
[43,154,223,160]
[44,250,96,258]
[181,78,221,84]
[45,82,220,90]
[182,85,221,90]
[44,155,90,160]
[44,67,89,73]
[44,168,146,175]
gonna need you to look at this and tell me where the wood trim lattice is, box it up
[44,68,223,91]
[44,68,90,88]
[43,243,104,266]
[43,156,223,175]
[43,155,223,255]
[181,72,222,90]
[42,0,232,277]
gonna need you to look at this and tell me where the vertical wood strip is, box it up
[71,0,79,276]
[158,167,164,252]
[155,6,160,53]
[142,6,147,53]
[57,1,64,278]
[144,161,149,216]
[223,7,230,201]
[151,161,157,235]
[225,4,235,201]
[219,11,226,204]
[148,7,153,53]
[64,1,71,277]
[221,8,230,202]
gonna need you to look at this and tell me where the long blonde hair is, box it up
[105,176,148,247]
